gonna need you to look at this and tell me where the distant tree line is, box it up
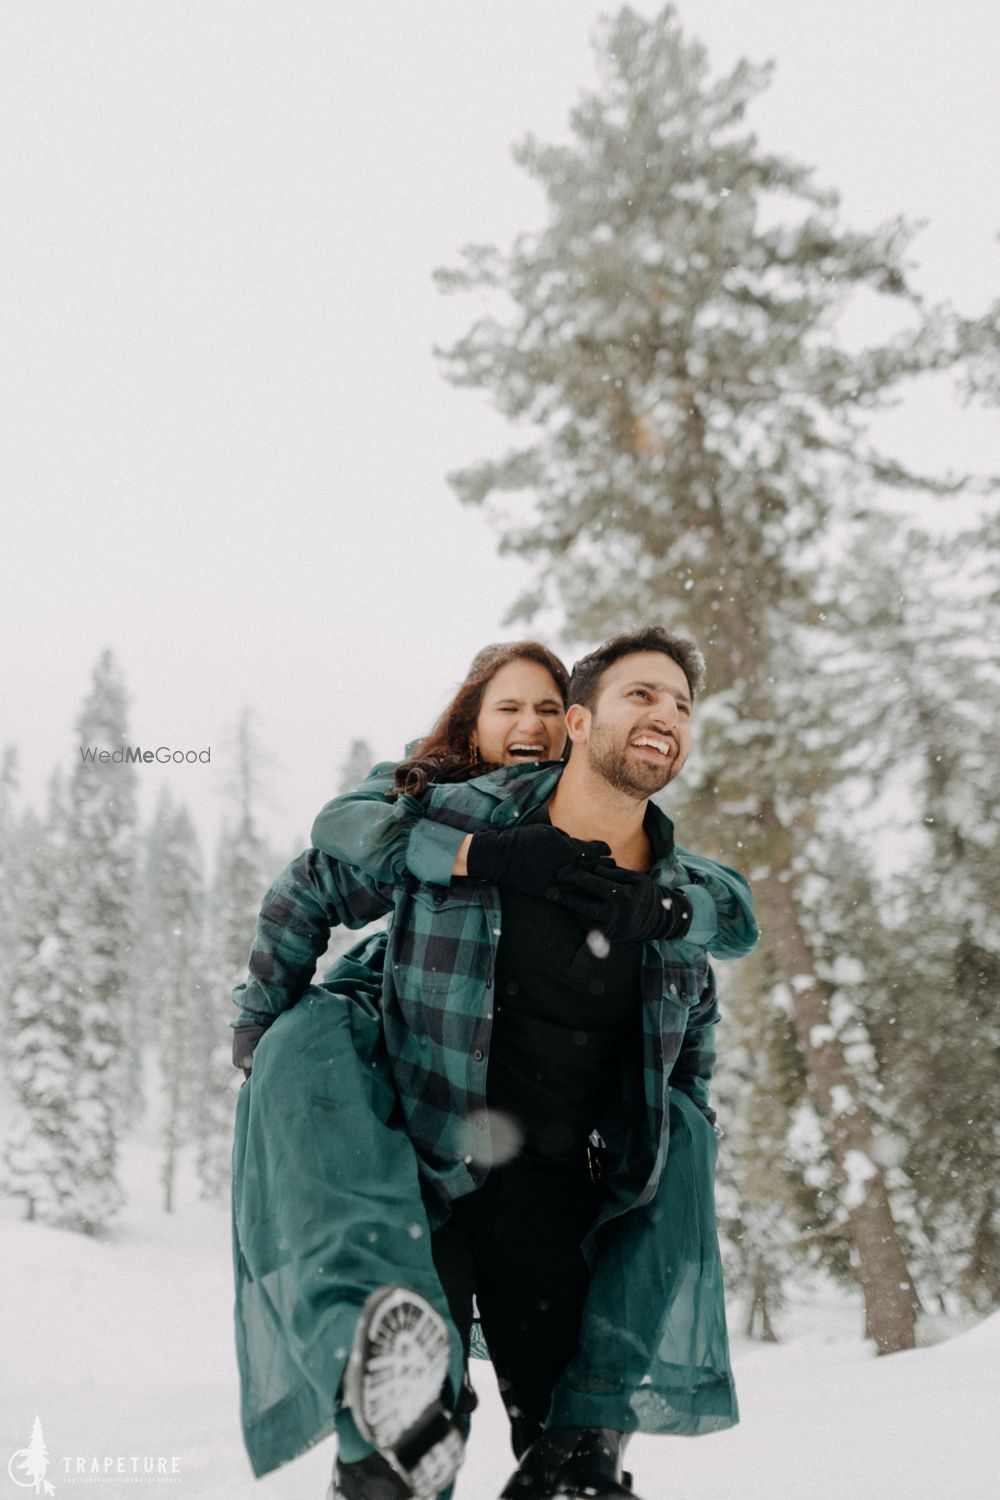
[0,653,374,1228]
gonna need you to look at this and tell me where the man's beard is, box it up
[588,720,678,799]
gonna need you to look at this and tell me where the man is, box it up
[232,627,755,1500]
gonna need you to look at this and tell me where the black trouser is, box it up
[430,1152,605,1458]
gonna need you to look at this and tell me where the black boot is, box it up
[499,1427,639,1500]
[498,1428,580,1499]
[343,1286,464,1499]
[547,1428,637,1498]
[330,1372,478,1500]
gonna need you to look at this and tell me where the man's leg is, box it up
[548,1088,738,1436]
[473,1156,604,1458]
[497,1095,737,1498]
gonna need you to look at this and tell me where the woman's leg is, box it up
[232,981,463,1479]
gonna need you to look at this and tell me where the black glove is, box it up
[466,823,611,898]
[552,863,694,943]
[232,1025,268,1078]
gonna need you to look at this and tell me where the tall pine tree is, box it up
[0,746,23,1052]
[1,777,83,1223]
[713,942,844,1340]
[338,737,377,792]
[191,712,269,1198]
[434,5,970,1349]
[826,515,1000,1310]
[144,790,204,1213]
[63,649,138,1232]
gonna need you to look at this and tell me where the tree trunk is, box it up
[745,1259,779,1341]
[163,1066,181,1216]
[755,806,918,1353]
[694,504,920,1354]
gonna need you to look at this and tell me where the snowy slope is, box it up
[3,1115,998,1500]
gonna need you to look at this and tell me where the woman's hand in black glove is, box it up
[552,864,694,943]
[466,823,611,899]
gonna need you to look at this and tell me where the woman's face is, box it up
[472,659,567,765]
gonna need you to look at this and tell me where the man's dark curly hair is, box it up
[568,626,705,711]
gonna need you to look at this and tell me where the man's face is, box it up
[576,651,693,799]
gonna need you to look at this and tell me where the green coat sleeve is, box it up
[310,761,465,889]
[675,847,759,960]
[668,963,721,1125]
[231,847,393,1030]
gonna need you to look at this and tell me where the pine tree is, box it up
[63,649,138,1232]
[827,515,1000,1310]
[192,816,266,1198]
[1,778,83,1224]
[338,737,377,794]
[945,313,1000,1302]
[190,712,270,1198]
[433,5,970,1349]
[713,944,846,1341]
[144,791,204,1213]
[0,746,23,1050]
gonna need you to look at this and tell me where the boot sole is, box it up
[344,1286,463,1499]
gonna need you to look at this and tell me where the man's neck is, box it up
[548,758,652,871]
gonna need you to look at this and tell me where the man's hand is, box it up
[466,824,611,898]
[552,864,694,943]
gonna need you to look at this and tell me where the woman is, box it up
[233,642,592,1500]
[231,640,754,1500]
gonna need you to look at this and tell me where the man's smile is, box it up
[630,733,677,760]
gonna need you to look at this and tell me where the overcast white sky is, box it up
[1,0,997,858]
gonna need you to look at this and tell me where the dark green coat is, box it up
[233,972,737,1478]
[231,763,752,1475]
[234,762,757,1220]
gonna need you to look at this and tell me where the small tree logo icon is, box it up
[7,1415,55,1495]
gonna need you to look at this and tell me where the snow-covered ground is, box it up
[3,1105,998,1500]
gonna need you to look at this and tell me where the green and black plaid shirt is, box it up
[233,762,756,1214]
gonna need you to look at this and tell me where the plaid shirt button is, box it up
[472,1048,484,1061]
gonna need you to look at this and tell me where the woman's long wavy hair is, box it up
[392,641,570,798]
